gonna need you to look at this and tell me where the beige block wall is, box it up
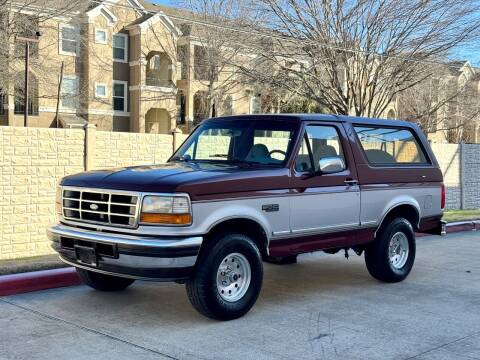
[0,127,85,260]
[430,143,461,210]
[0,125,180,261]
[94,131,174,168]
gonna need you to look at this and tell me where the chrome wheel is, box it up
[216,252,251,302]
[389,232,409,269]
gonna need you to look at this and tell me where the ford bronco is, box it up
[48,115,445,320]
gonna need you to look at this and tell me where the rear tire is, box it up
[186,233,263,320]
[365,218,416,283]
[76,268,135,291]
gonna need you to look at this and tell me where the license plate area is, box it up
[75,245,98,266]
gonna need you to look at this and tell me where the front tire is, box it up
[76,268,135,291]
[186,233,263,320]
[365,218,416,283]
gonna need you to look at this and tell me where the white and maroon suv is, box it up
[49,114,445,320]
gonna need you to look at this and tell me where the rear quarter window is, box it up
[354,126,429,165]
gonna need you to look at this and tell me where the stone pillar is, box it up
[84,123,96,171]
[7,82,15,126]
[171,127,183,153]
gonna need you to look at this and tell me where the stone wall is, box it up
[430,143,480,210]
[463,144,480,210]
[0,126,177,260]
[0,127,85,260]
[95,131,174,168]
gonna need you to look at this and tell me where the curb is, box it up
[0,267,80,297]
[1,220,479,297]
[445,220,480,233]
[416,220,479,237]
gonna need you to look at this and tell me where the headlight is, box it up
[55,185,62,215]
[140,195,192,225]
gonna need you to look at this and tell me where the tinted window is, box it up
[295,125,345,172]
[354,126,428,165]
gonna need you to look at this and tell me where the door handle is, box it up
[344,179,358,186]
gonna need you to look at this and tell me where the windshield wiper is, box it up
[210,154,229,158]
[229,158,280,167]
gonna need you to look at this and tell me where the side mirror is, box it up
[319,156,345,174]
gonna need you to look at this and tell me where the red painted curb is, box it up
[0,267,80,296]
[417,220,479,237]
[447,220,479,234]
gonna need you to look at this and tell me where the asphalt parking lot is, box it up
[1,231,480,360]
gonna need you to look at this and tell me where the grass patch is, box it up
[443,209,480,223]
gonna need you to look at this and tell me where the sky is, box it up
[153,0,175,5]
[152,0,479,66]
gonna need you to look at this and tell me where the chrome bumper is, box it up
[47,223,203,281]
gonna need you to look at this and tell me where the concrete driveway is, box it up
[1,231,480,360]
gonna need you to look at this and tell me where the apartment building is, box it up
[398,61,480,144]
[0,0,255,133]
[9,0,464,138]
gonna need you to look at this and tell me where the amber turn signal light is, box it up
[140,213,192,225]
[55,201,62,215]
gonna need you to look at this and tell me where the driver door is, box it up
[289,123,360,243]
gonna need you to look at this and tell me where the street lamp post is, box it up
[16,32,40,127]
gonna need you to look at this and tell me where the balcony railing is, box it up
[145,77,175,88]
[14,101,39,116]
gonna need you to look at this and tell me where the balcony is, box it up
[144,52,175,92]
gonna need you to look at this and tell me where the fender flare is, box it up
[376,198,421,235]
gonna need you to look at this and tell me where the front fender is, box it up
[191,201,274,240]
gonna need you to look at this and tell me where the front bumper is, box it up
[47,224,203,281]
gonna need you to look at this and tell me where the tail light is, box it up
[441,183,445,210]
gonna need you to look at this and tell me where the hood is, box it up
[62,162,291,200]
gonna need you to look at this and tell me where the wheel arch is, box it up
[376,202,420,236]
[202,217,270,259]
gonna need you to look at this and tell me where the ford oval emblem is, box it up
[90,203,99,210]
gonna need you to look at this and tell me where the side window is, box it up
[354,126,428,165]
[295,125,345,172]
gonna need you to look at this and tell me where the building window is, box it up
[59,24,78,56]
[113,34,128,62]
[61,76,78,109]
[95,83,107,98]
[0,90,6,115]
[177,45,188,80]
[95,29,107,44]
[150,55,161,70]
[113,81,127,112]
[193,45,218,81]
[222,95,233,116]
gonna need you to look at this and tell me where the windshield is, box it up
[170,118,298,166]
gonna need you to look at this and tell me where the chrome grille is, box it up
[62,187,139,228]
